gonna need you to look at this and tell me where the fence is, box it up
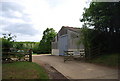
[2,48,32,63]
[64,49,85,62]
[86,46,101,60]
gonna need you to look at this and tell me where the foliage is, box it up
[2,38,13,48]
[2,33,16,48]
[79,26,102,58]
[2,33,16,42]
[14,42,24,49]
[14,42,36,49]
[87,53,118,67]
[32,42,40,53]
[2,62,49,79]
[80,2,120,54]
[2,33,16,60]
[38,28,56,54]
[79,26,91,49]
[81,2,120,32]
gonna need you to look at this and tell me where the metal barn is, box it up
[52,26,84,56]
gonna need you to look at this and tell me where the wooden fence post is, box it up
[29,49,32,62]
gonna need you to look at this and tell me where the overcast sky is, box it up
[0,0,91,42]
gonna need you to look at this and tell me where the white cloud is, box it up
[1,0,91,42]
[14,11,22,17]
[1,16,25,24]
[15,34,41,42]
[22,0,90,32]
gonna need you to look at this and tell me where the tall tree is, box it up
[80,2,120,53]
[39,28,56,54]
[81,2,120,33]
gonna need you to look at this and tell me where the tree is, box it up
[2,33,16,48]
[32,42,40,53]
[2,33,16,61]
[81,2,120,32]
[38,28,56,54]
[80,2,120,53]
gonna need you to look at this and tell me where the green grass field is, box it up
[2,62,49,79]
[87,53,118,67]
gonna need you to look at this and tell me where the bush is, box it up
[2,38,13,48]
[32,42,39,53]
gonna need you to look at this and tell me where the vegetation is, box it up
[13,42,35,49]
[1,28,56,54]
[2,33,39,53]
[2,62,49,79]
[14,42,39,53]
[80,2,120,59]
[32,42,40,53]
[38,28,56,54]
[2,33,16,61]
[87,53,118,67]
[2,33,16,48]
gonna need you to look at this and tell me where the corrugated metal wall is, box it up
[52,27,84,56]
[58,35,68,55]
[68,30,84,50]
[52,42,58,49]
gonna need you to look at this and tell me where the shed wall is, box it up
[52,49,59,55]
[58,34,68,55]
[68,30,84,49]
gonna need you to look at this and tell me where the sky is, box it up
[0,0,91,42]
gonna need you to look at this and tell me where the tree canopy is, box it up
[81,2,120,34]
[2,33,16,48]
[38,28,56,54]
[80,2,120,54]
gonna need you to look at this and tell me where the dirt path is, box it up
[32,55,118,79]
[33,58,67,79]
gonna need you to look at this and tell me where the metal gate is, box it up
[58,35,68,55]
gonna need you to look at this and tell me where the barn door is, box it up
[58,35,68,55]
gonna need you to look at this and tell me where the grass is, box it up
[87,53,118,67]
[2,62,49,79]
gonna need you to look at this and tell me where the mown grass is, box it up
[87,53,119,67]
[2,62,49,79]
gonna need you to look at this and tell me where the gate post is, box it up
[29,49,32,62]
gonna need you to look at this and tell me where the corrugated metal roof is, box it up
[62,26,80,33]
[52,26,81,42]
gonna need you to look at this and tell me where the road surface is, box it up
[32,55,118,79]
